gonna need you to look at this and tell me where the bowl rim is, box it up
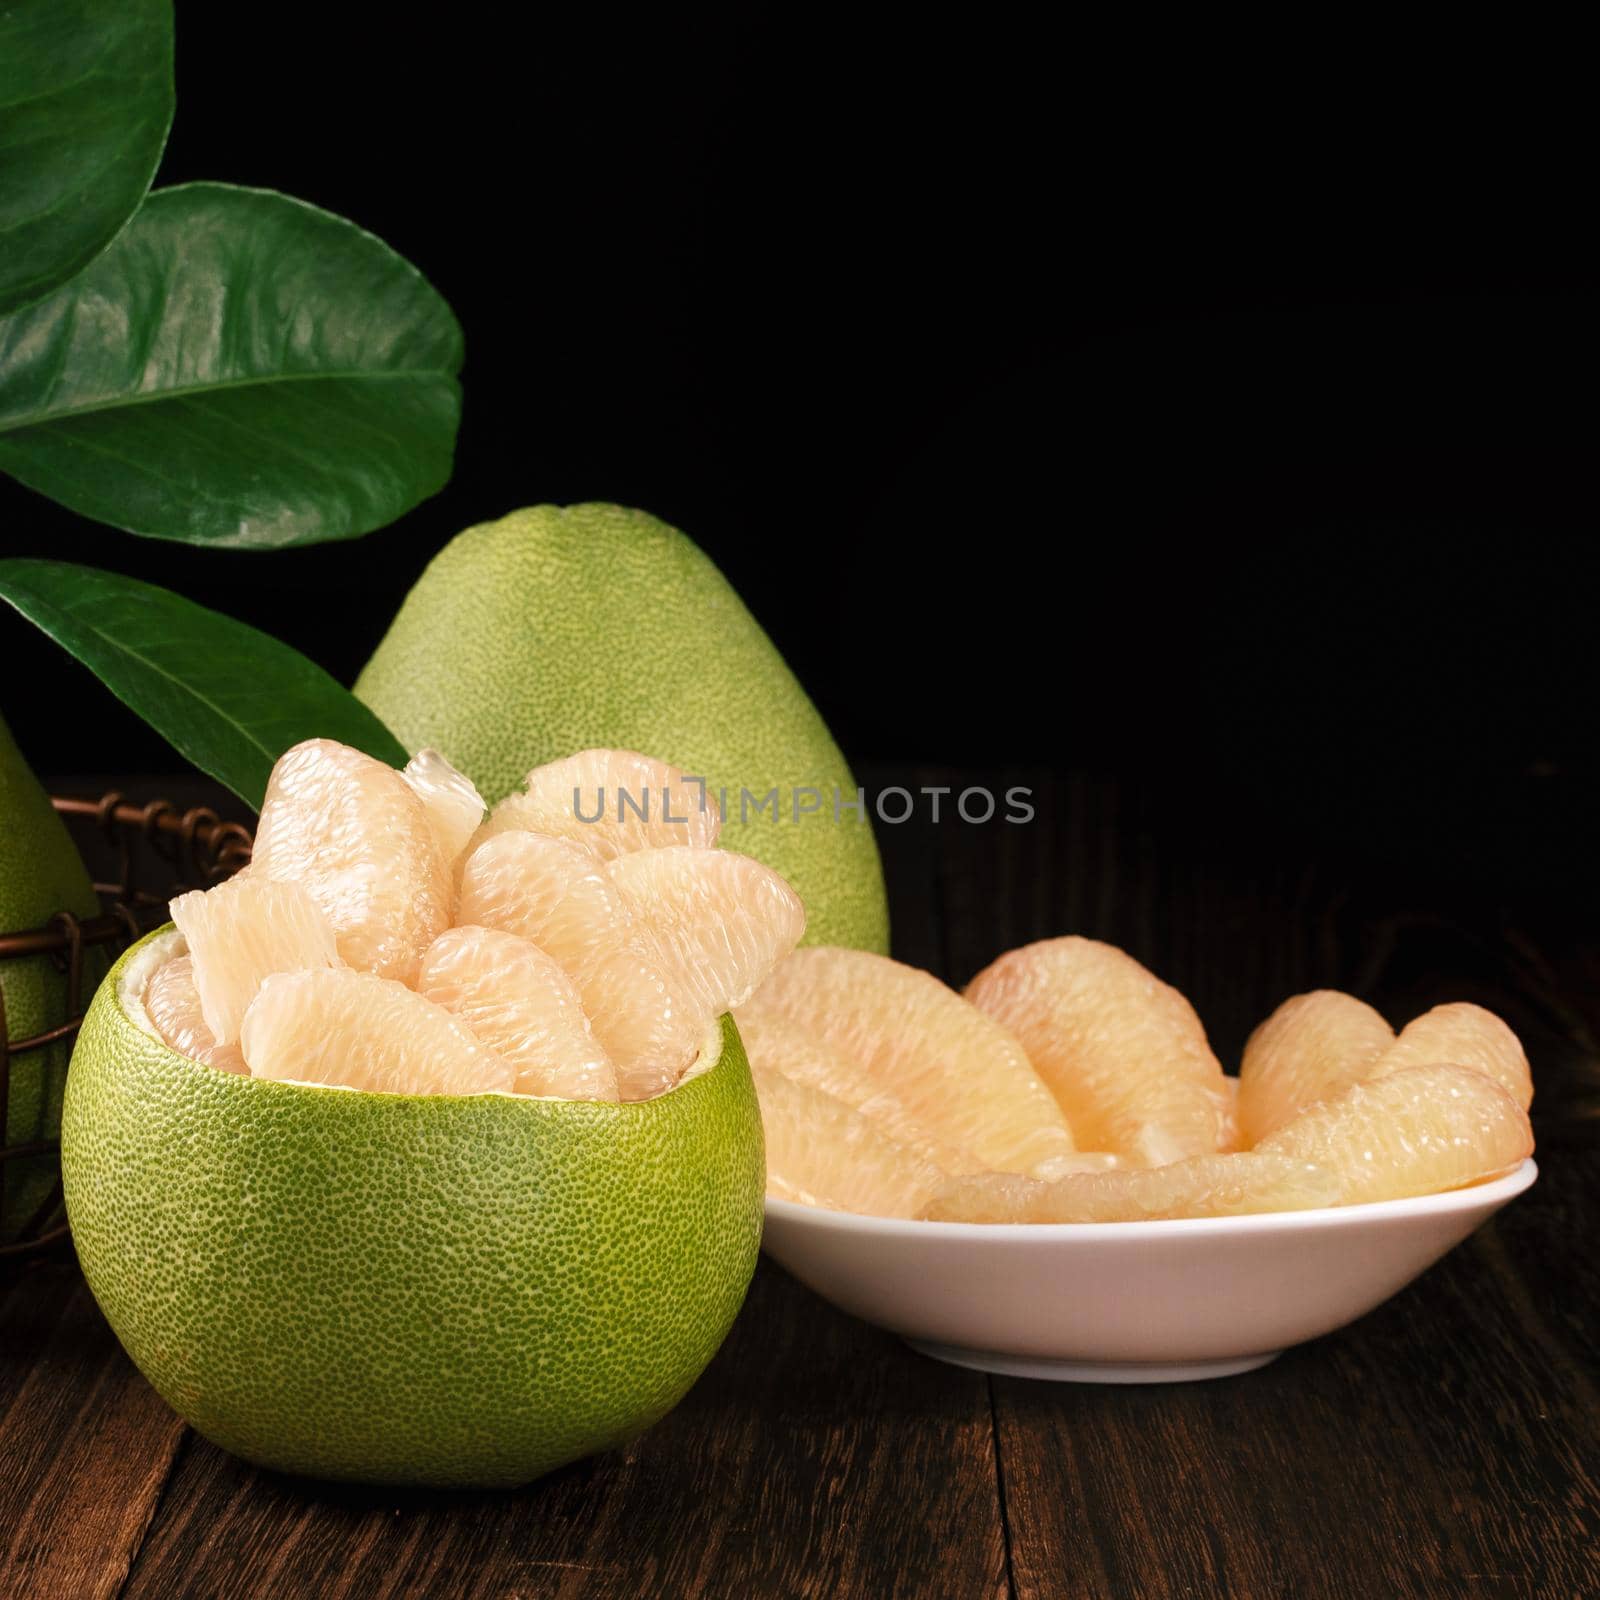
[762,1157,1538,1241]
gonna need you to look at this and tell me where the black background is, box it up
[2,14,1594,903]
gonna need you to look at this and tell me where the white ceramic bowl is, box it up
[761,1159,1537,1383]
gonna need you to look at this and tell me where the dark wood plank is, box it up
[0,1256,186,1600]
[120,1259,1010,1600]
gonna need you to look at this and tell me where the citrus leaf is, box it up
[0,558,407,809]
[0,183,464,548]
[0,0,174,315]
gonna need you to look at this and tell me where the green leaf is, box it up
[0,183,464,548]
[0,0,174,315]
[0,558,408,810]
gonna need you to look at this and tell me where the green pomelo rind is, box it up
[63,930,765,1488]
[354,503,890,954]
[0,709,103,1238]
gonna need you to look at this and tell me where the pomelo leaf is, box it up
[0,183,463,548]
[0,0,174,315]
[0,558,408,809]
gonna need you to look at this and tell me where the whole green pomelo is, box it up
[0,708,102,1240]
[63,930,765,1488]
[355,504,889,953]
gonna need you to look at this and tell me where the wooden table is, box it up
[4,770,1597,1599]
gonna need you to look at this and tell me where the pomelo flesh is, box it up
[252,739,450,985]
[168,873,339,1045]
[63,932,764,1487]
[738,947,1078,1177]
[755,1064,944,1219]
[1375,1003,1532,1110]
[608,846,806,1016]
[417,926,618,1101]
[154,736,804,1105]
[735,1007,980,1173]
[455,829,700,1097]
[1239,990,1397,1143]
[923,1152,1340,1223]
[142,955,246,1075]
[475,749,721,860]
[1239,992,1532,1144]
[456,829,631,974]
[965,936,1234,1164]
[241,967,514,1096]
[353,503,889,953]
[401,748,485,872]
[1256,1062,1532,1204]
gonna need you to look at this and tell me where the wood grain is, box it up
[0,1258,185,1600]
[119,1260,1008,1600]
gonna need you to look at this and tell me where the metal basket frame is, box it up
[0,795,252,1258]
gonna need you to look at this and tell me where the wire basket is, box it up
[0,795,252,1259]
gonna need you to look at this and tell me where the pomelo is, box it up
[0,708,103,1239]
[737,947,1079,1178]
[354,504,890,954]
[62,929,765,1488]
[965,936,1235,1164]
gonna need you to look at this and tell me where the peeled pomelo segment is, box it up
[1238,990,1396,1144]
[736,1008,978,1172]
[457,831,632,975]
[965,936,1233,1163]
[142,954,246,1074]
[417,926,618,1102]
[457,831,697,1100]
[251,739,449,985]
[737,947,1077,1177]
[607,847,805,1016]
[1218,1076,1243,1153]
[241,967,514,1096]
[402,748,485,872]
[1374,1003,1533,1111]
[1256,1063,1533,1204]
[472,749,721,862]
[578,948,702,1101]
[169,875,339,1045]
[752,1062,944,1218]
[921,1152,1339,1223]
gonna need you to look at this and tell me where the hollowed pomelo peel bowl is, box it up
[761,1161,1537,1383]
[61,930,765,1488]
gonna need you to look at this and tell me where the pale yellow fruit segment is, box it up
[1256,1063,1532,1204]
[753,1062,944,1219]
[1238,990,1396,1144]
[241,968,513,1096]
[608,846,805,1016]
[965,936,1233,1163]
[169,874,339,1045]
[458,831,632,976]
[457,830,699,1097]
[921,1153,1339,1223]
[735,1008,979,1172]
[577,949,702,1101]
[1375,1003,1533,1110]
[738,947,1077,1177]
[1239,993,1532,1146]
[402,748,486,872]
[142,955,246,1074]
[251,739,450,985]
[472,749,721,861]
[418,926,617,1102]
